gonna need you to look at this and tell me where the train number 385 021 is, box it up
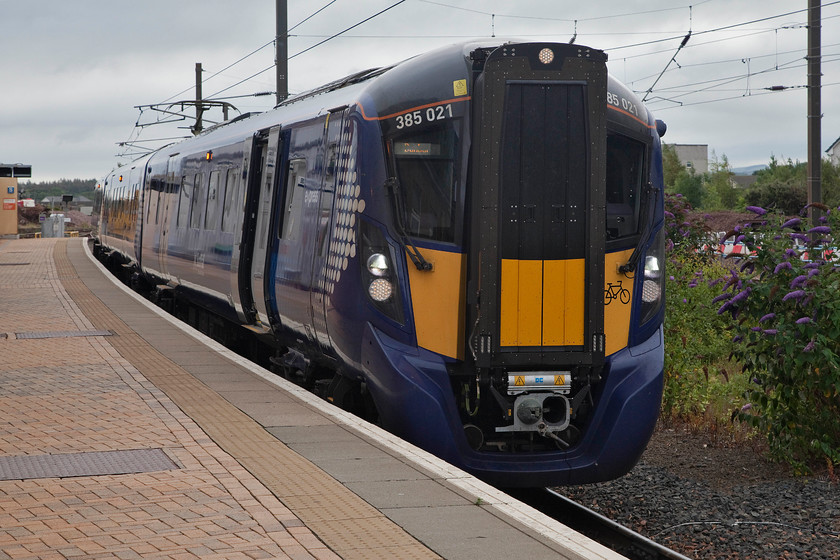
[395,104,454,129]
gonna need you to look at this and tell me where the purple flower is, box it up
[762,329,778,336]
[688,281,697,288]
[746,205,768,216]
[790,275,808,288]
[707,278,722,287]
[751,326,762,332]
[741,403,753,412]
[783,290,806,301]
[784,248,798,258]
[664,211,675,219]
[774,262,793,274]
[804,262,820,269]
[808,268,820,278]
[717,301,733,315]
[790,233,809,242]
[796,317,812,324]
[759,313,776,323]
[712,293,732,304]
[809,226,831,235]
[804,340,816,352]
[730,288,751,304]
[733,335,743,343]
[682,298,687,303]
[781,218,801,229]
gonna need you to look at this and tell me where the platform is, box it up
[0,237,623,560]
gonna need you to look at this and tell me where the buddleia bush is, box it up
[662,194,738,418]
[715,204,840,473]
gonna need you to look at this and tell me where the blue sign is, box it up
[6,187,14,194]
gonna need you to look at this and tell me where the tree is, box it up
[673,170,704,208]
[704,152,741,211]
[662,143,685,190]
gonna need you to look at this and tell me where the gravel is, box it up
[557,424,840,559]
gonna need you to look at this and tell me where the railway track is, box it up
[507,488,692,560]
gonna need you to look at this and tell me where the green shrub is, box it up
[715,204,840,472]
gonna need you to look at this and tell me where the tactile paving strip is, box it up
[14,329,113,339]
[0,448,178,481]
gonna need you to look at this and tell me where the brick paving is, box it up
[0,238,339,559]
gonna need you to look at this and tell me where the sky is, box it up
[2,0,839,182]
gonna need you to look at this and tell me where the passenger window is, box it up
[205,170,220,229]
[281,159,307,240]
[221,167,240,233]
[606,134,646,240]
[190,173,204,229]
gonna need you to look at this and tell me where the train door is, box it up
[469,44,608,370]
[308,110,344,348]
[247,126,282,326]
[157,155,179,277]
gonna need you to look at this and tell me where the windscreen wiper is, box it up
[384,177,433,271]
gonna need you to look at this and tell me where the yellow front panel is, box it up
[518,260,544,346]
[543,259,585,346]
[604,249,635,356]
[500,259,543,346]
[405,249,466,359]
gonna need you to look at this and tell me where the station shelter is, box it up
[0,164,32,238]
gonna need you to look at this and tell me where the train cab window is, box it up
[281,159,307,240]
[205,170,220,229]
[177,175,191,227]
[221,167,240,233]
[606,133,646,240]
[190,173,204,229]
[391,122,459,243]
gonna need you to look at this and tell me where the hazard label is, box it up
[555,375,566,385]
[514,376,525,386]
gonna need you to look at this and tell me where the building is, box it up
[827,136,840,165]
[671,144,709,174]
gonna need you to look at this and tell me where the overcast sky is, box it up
[2,0,839,182]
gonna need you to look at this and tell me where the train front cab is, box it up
[362,43,665,487]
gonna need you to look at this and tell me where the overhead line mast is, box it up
[807,0,821,211]
[277,0,288,104]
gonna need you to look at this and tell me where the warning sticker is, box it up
[453,79,468,97]
[514,376,525,386]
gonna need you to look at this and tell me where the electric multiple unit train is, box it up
[95,41,666,487]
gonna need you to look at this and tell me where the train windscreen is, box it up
[606,133,646,240]
[392,123,460,243]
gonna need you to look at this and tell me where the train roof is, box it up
[136,41,658,167]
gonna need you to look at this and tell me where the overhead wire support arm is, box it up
[642,30,691,102]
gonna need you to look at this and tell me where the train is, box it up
[94,41,666,487]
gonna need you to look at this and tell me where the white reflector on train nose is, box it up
[538,48,555,64]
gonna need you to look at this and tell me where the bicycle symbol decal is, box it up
[605,281,630,305]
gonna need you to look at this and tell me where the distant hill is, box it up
[731,164,767,176]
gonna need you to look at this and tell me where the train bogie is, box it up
[96,40,666,487]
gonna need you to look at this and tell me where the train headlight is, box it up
[642,255,662,303]
[368,278,393,302]
[367,253,389,277]
[538,48,555,64]
[640,227,666,325]
[360,220,405,324]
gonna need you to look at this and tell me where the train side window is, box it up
[391,122,459,243]
[606,133,646,240]
[190,173,204,229]
[205,170,220,229]
[221,167,240,233]
[177,175,191,227]
[281,158,307,240]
